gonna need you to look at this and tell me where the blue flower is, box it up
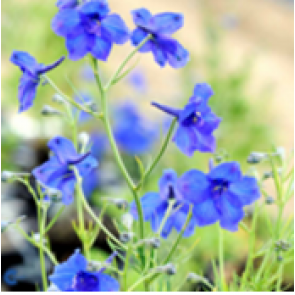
[56,0,78,9]
[113,103,158,155]
[181,162,260,231]
[152,83,221,156]
[131,8,189,68]
[32,136,98,205]
[130,169,197,239]
[10,51,65,113]
[49,249,119,291]
[52,0,129,61]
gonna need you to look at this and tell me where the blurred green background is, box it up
[1,0,294,291]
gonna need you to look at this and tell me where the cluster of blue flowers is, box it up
[9,0,261,291]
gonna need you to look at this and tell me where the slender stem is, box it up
[104,35,152,91]
[38,207,48,291]
[157,200,175,236]
[127,269,160,292]
[91,58,145,245]
[218,226,225,291]
[123,243,132,291]
[136,118,177,191]
[44,206,65,234]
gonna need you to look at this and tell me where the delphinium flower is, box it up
[113,102,158,155]
[130,8,189,68]
[130,169,197,238]
[32,136,98,205]
[52,0,129,61]
[10,51,65,113]
[152,83,221,157]
[181,161,260,231]
[49,249,119,291]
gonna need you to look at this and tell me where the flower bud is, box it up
[156,263,176,275]
[121,213,133,230]
[265,196,275,205]
[187,273,210,285]
[87,261,102,272]
[149,238,161,249]
[78,132,90,148]
[105,198,129,210]
[247,152,266,164]
[52,93,65,104]
[41,105,62,116]
[275,240,290,251]
[1,171,30,182]
[277,255,283,262]
[47,188,63,203]
[32,233,47,244]
[120,232,134,243]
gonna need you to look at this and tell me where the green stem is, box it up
[157,200,175,236]
[136,118,177,191]
[104,35,152,91]
[91,58,145,245]
[38,207,48,291]
[127,269,159,292]
[218,226,225,291]
[123,243,132,291]
[44,206,65,234]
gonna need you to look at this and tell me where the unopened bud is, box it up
[41,105,62,116]
[275,240,290,251]
[265,196,275,205]
[47,188,63,203]
[32,233,47,244]
[78,132,90,148]
[52,93,65,104]
[277,255,283,262]
[105,198,129,210]
[149,238,161,249]
[187,273,209,284]
[120,232,134,243]
[247,152,266,164]
[274,147,285,161]
[157,263,176,275]
[1,171,30,182]
[121,213,133,230]
[87,261,102,272]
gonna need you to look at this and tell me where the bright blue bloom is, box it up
[131,8,189,68]
[56,0,78,9]
[130,169,197,239]
[152,83,221,157]
[10,51,65,113]
[113,103,158,155]
[182,162,260,231]
[32,136,98,205]
[49,249,119,291]
[52,0,129,61]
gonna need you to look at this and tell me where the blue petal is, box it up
[173,204,196,237]
[32,156,64,184]
[10,51,39,75]
[158,169,179,200]
[51,9,81,37]
[130,192,161,221]
[167,42,189,68]
[49,249,87,291]
[47,136,80,165]
[131,8,152,29]
[37,56,65,75]
[151,42,167,67]
[56,0,78,9]
[219,192,244,231]
[178,169,210,203]
[208,162,242,183]
[192,196,220,227]
[172,125,195,157]
[198,112,221,134]
[79,0,110,19]
[90,36,112,61]
[131,28,153,52]
[228,176,260,206]
[76,154,98,176]
[151,12,183,34]
[18,73,39,113]
[178,102,197,123]
[59,176,76,205]
[101,14,129,45]
[66,33,91,61]
[193,128,216,153]
[193,83,214,102]
[96,273,120,291]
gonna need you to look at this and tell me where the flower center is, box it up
[72,271,99,291]
[211,179,229,198]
